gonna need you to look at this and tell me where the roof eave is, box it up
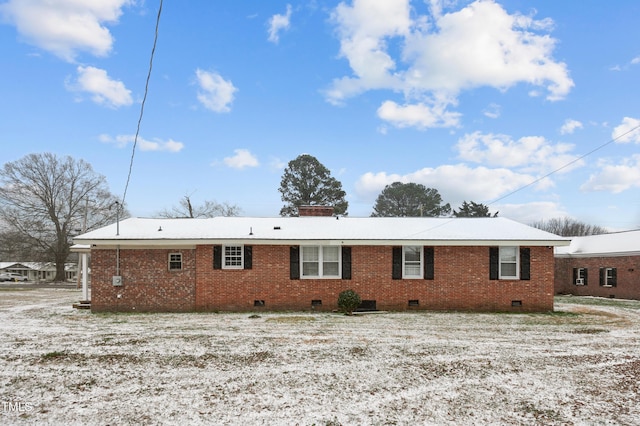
[75,238,570,247]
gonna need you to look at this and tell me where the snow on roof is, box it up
[555,229,640,257]
[73,216,569,247]
[0,262,69,271]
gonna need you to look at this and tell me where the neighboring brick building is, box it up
[555,229,640,300]
[73,210,569,313]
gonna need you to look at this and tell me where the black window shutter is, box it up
[213,245,222,269]
[611,268,617,287]
[489,247,499,280]
[341,247,352,280]
[584,268,588,286]
[392,247,402,280]
[244,246,252,269]
[520,247,530,280]
[599,267,604,286]
[424,246,434,280]
[290,246,300,280]
[573,268,578,285]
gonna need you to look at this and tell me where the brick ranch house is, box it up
[73,208,569,313]
[555,229,640,300]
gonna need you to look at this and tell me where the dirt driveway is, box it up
[1,288,639,425]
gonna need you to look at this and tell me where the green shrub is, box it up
[337,289,361,315]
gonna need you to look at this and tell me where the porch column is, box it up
[81,253,89,301]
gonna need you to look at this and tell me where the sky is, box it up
[1,0,639,230]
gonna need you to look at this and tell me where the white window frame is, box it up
[603,267,615,287]
[300,245,341,279]
[575,268,585,285]
[223,245,244,270]
[403,246,423,279]
[499,246,519,280]
[168,253,182,271]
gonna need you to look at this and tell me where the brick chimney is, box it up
[298,205,335,217]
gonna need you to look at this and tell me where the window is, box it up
[600,267,617,287]
[574,268,587,285]
[499,246,519,279]
[223,245,243,269]
[393,246,433,280]
[301,246,340,278]
[214,245,252,270]
[490,247,529,281]
[168,253,182,270]
[403,246,423,279]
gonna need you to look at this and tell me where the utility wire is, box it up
[121,0,164,207]
[401,123,640,238]
[486,123,640,206]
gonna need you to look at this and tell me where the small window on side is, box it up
[169,253,182,271]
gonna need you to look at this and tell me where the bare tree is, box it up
[0,153,126,281]
[530,217,608,237]
[157,195,241,218]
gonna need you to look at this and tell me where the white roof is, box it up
[0,262,71,271]
[555,229,640,257]
[73,216,569,247]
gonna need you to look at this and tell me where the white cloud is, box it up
[560,119,583,135]
[580,155,640,193]
[632,56,640,65]
[223,149,259,169]
[327,0,573,128]
[325,0,411,105]
[455,131,583,174]
[268,156,287,171]
[195,69,237,113]
[99,134,184,152]
[69,66,132,108]
[267,4,292,43]
[377,100,461,129]
[354,164,549,209]
[483,103,501,119]
[495,201,568,224]
[0,0,130,62]
[612,117,640,143]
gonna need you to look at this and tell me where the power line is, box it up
[121,0,164,207]
[402,123,640,238]
[486,123,640,206]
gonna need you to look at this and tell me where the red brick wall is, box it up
[555,256,640,300]
[91,248,196,312]
[298,206,334,216]
[91,245,554,312]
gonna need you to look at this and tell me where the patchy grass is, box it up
[1,289,639,425]
[556,295,640,310]
[40,351,68,360]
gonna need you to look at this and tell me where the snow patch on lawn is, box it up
[1,289,639,425]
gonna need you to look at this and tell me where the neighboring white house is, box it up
[0,262,78,282]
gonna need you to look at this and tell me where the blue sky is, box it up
[1,0,639,230]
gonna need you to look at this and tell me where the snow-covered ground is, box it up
[1,288,639,425]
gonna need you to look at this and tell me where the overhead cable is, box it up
[121,0,164,208]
